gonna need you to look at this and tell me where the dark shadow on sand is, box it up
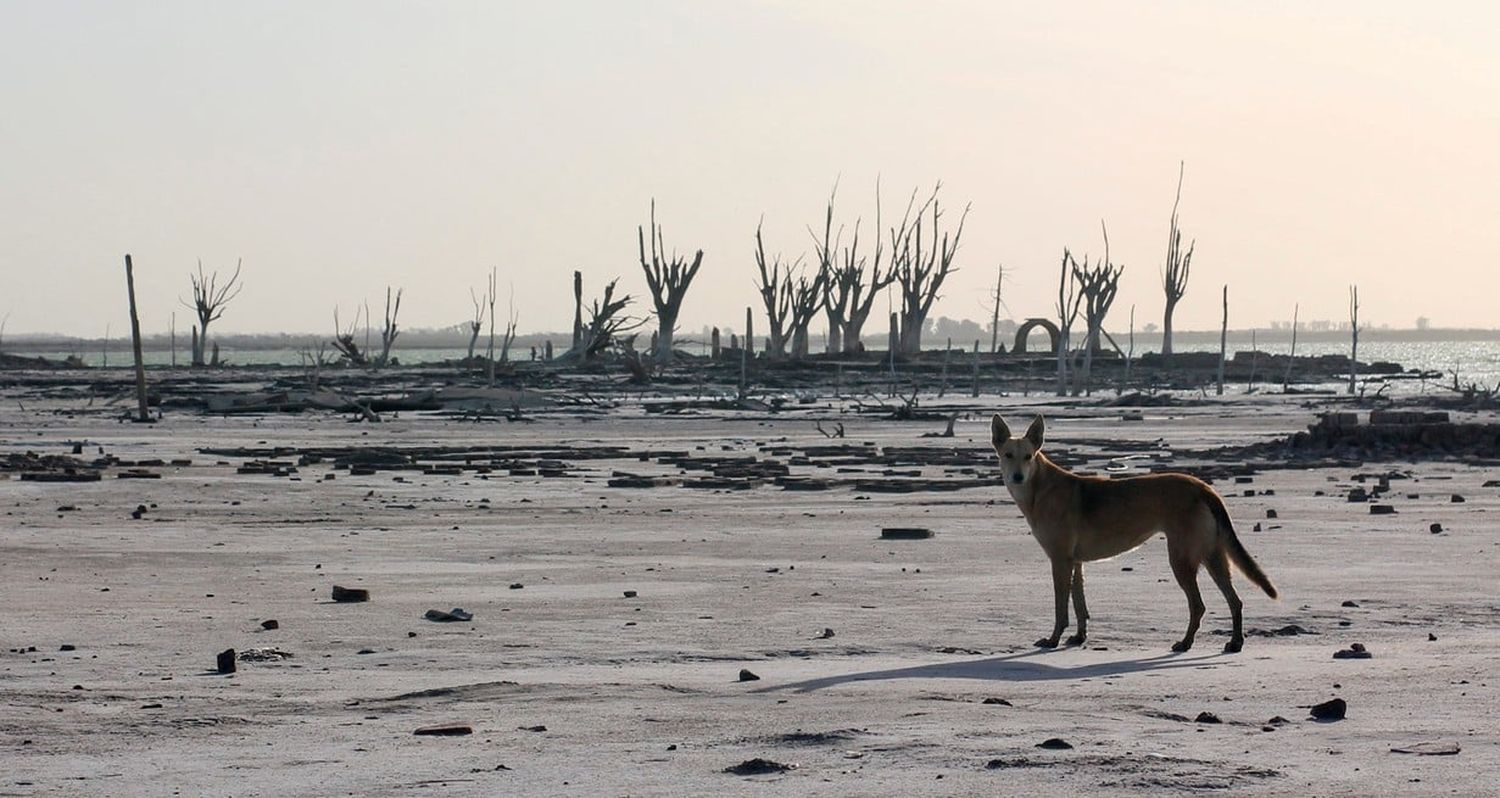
[760,648,1225,694]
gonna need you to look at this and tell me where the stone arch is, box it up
[1013,317,1061,355]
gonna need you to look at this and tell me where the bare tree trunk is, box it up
[1124,304,1135,391]
[1282,303,1299,391]
[124,255,151,422]
[971,340,980,398]
[572,271,583,354]
[990,263,1003,353]
[1348,285,1359,395]
[1217,285,1228,396]
[190,326,199,369]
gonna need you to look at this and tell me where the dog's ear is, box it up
[991,415,1011,446]
[1025,414,1046,450]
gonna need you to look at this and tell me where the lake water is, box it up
[18,338,1500,395]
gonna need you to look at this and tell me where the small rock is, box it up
[981,697,1012,706]
[1036,738,1073,750]
[1333,643,1372,659]
[1429,633,1438,641]
[1430,523,1444,534]
[1391,742,1461,756]
[1347,487,1368,502]
[1195,711,1222,724]
[724,757,793,775]
[423,608,473,623]
[1370,504,1396,515]
[59,644,75,652]
[1252,522,1262,532]
[1450,494,1466,503]
[331,585,369,603]
[1342,600,1360,608]
[413,723,473,736]
[216,648,236,675]
[518,724,547,732]
[1310,698,1347,721]
[880,527,934,540]
[738,668,761,682]
[623,590,638,598]
[816,628,835,639]
[1266,715,1290,726]
[509,583,523,590]
[260,619,279,631]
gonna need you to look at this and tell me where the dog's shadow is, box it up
[758,648,1223,694]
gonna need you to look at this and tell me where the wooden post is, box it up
[571,271,583,353]
[1124,304,1135,389]
[710,327,721,360]
[124,255,151,422]
[938,337,951,397]
[740,307,750,398]
[1216,285,1228,396]
[1348,285,1359,395]
[544,340,553,361]
[1282,303,1298,392]
[1247,329,1259,393]
[745,307,754,357]
[971,340,980,398]
[169,312,176,368]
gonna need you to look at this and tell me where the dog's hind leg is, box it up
[1066,562,1088,646]
[1169,553,1206,653]
[1205,551,1244,653]
[1036,558,1073,648]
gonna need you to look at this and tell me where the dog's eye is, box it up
[1023,454,1032,461]
[1003,452,1012,459]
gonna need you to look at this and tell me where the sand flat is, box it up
[2,392,1496,796]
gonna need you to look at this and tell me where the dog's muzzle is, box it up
[1011,474,1024,484]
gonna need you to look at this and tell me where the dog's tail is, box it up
[1206,490,1279,599]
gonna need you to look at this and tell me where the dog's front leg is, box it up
[1066,562,1088,646]
[1036,558,1073,648]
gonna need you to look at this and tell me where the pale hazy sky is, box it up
[2,1,1497,339]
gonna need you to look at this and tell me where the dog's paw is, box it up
[1034,637,1060,649]
[1065,633,1086,647]
[1171,639,1194,653]
[1222,638,1244,654]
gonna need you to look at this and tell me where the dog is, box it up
[991,414,1277,653]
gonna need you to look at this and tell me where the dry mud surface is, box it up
[2,389,1497,796]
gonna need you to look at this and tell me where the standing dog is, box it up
[991,414,1277,653]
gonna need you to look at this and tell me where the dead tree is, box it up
[579,278,640,359]
[1161,162,1194,361]
[988,263,1007,353]
[1283,303,1299,391]
[1217,285,1229,395]
[123,255,150,422]
[1072,225,1125,395]
[331,307,369,366]
[638,200,704,365]
[891,184,969,354]
[375,287,402,368]
[753,219,797,359]
[811,189,848,354]
[1055,249,1084,396]
[465,279,490,361]
[181,258,243,367]
[571,271,584,353]
[835,184,897,353]
[498,280,518,364]
[1348,285,1360,395]
[786,268,827,359]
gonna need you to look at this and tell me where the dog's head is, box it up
[991,414,1045,487]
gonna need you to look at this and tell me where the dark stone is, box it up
[982,697,1012,706]
[738,668,760,682]
[59,644,75,651]
[1266,509,1278,519]
[724,758,793,775]
[1430,523,1444,534]
[1451,494,1466,503]
[260,619,279,630]
[880,527,934,540]
[509,583,523,589]
[1333,643,1372,659]
[1036,737,1073,750]
[331,585,369,603]
[1370,504,1396,515]
[1342,600,1360,608]
[1195,711,1222,724]
[816,628,835,639]
[1310,698,1347,721]
[623,590,638,598]
[423,608,473,622]
[413,723,473,736]
[216,648,236,674]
